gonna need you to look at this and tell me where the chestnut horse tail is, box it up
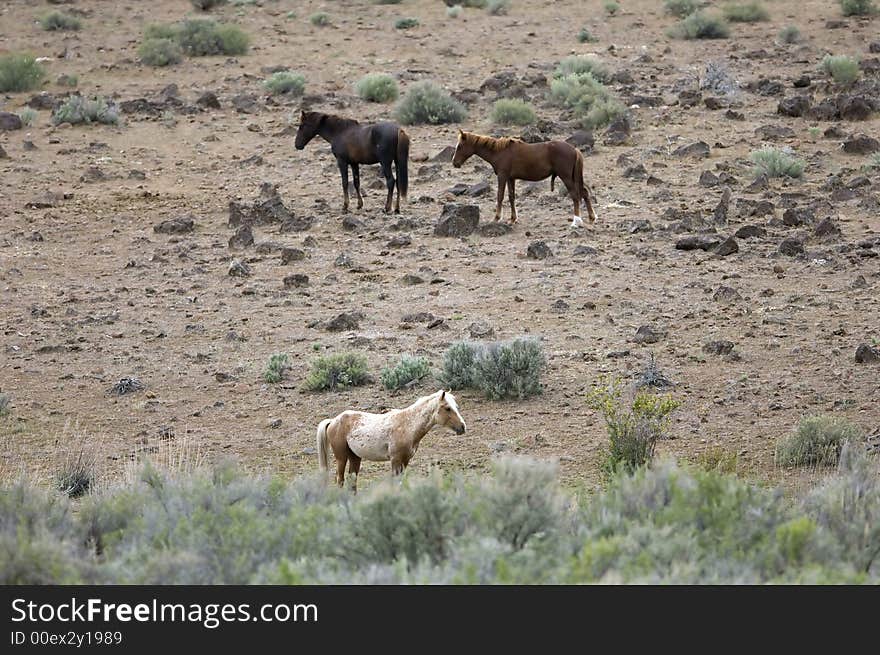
[396,128,409,201]
[316,418,332,475]
[576,150,597,222]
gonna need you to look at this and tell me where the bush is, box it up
[776,415,863,467]
[395,81,466,125]
[374,0,403,3]
[577,27,597,43]
[52,96,119,126]
[491,98,536,125]
[303,353,370,391]
[696,448,739,474]
[381,356,431,391]
[138,38,183,67]
[820,55,861,85]
[310,12,330,26]
[0,54,45,93]
[447,4,463,17]
[722,2,769,22]
[749,147,805,179]
[264,353,290,384]
[555,55,611,83]
[265,71,305,96]
[778,25,801,44]
[667,11,730,39]
[549,71,625,129]
[701,61,738,96]
[19,108,37,127]
[487,0,510,15]
[865,153,880,171]
[0,393,10,416]
[191,0,227,9]
[439,342,480,390]
[588,377,680,475]
[664,0,697,18]
[176,19,249,56]
[355,73,399,103]
[394,17,420,29]
[839,0,877,16]
[604,0,620,15]
[57,449,97,498]
[472,338,545,400]
[40,11,82,31]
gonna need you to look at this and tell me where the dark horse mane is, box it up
[462,132,523,152]
[312,112,360,128]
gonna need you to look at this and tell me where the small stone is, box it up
[154,215,195,235]
[326,311,364,332]
[229,225,254,249]
[855,344,880,364]
[634,325,665,344]
[281,247,306,264]
[228,259,251,277]
[283,273,309,288]
[526,241,553,259]
[714,236,739,257]
[778,237,805,257]
[468,321,495,339]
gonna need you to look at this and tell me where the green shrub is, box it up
[839,0,877,16]
[310,12,330,26]
[18,108,37,127]
[865,153,880,171]
[460,0,488,6]
[604,0,620,15]
[191,0,227,9]
[749,147,805,179]
[264,353,290,384]
[667,11,730,39]
[380,356,431,391]
[491,98,536,126]
[0,393,10,416]
[487,0,510,15]
[303,353,370,391]
[447,4,463,17]
[394,17,420,29]
[695,447,739,474]
[555,54,611,83]
[0,54,45,93]
[56,449,97,499]
[394,81,466,125]
[39,11,82,31]
[664,0,698,18]
[472,338,545,400]
[588,377,680,475]
[577,27,598,43]
[549,71,625,129]
[820,54,860,85]
[138,38,183,67]
[439,342,480,390]
[722,2,769,22]
[176,19,249,56]
[778,25,801,44]
[355,73,399,103]
[52,96,119,126]
[144,24,178,40]
[265,71,305,95]
[776,415,863,467]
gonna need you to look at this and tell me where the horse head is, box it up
[433,389,466,435]
[295,111,324,150]
[451,130,474,168]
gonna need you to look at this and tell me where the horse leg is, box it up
[335,452,348,488]
[393,160,401,214]
[562,177,583,228]
[348,454,362,494]
[337,158,350,213]
[507,178,518,224]
[495,174,507,222]
[381,160,395,214]
[351,164,363,210]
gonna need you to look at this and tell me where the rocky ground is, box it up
[1,0,878,492]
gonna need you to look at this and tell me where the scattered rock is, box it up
[714,187,731,224]
[387,234,412,248]
[334,253,354,268]
[279,216,313,233]
[634,325,665,344]
[435,204,480,237]
[27,93,56,110]
[0,112,23,131]
[735,225,767,239]
[714,236,739,257]
[0,144,7,159]
[400,273,425,285]
[842,134,880,155]
[675,235,721,251]
[703,340,735,356]
[713,286,742,303]
[777,95,810,117]
[153,215,195,235]
[854,344,880,364]
[326,311,364,332]
[431,146,456,162]
[572,245,598,256]
[782,207,815,227]
[566,130,595,150]
[466,181,491,197]
[468,321,495,339]
[228,259,250,277]
[229,225,254,249]
[778,237,805,257]
[281,248,306,264]
[479,222,514,237]
[602,115,631,145]
[25,191,64,209]
[814,217,841,238]
[526,241,553,259]
[673,141,710,158]
[755,125,795,140]
[283,273,309,288]
[839,96,873,122]
[341,215,363,231]
[231,94,259,114]
[196,91,221,109]
[699,170,720,187]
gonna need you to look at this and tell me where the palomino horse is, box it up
[451,130,598,227]
[294,111,410,214]
[316,390,466,491]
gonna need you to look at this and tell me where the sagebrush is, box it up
[722,2,769,22]
[491,98,536,126]
[439,338,545,400]
[263,353,290,384]
[381,356,432,391]
[0,54,45,93]
[555,55,611,83]
[40,11,82,31]
[664,0,697,18]
[839,0,877,16]
[146,20,249,57]
[303,353,370,391]
[394,17,420,29]
[487,0,510,15]
[820,55,860,85]
[138,38,183,67]
[778,25,801,44]
[750,147,805,179]
[776,415,863,467]
[265,71,305,96]
[395,81,466,125]
[667,11,730,39]
[356,73,399,103]
[549,70,625,130]
[52,96,119,126]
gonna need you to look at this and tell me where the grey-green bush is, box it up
[549,71,625,130]
[473,338,545,400]
[0,54,45,93]
[604,1,620,15]
[355,73,399,103]
[839,0,877,16]
[577,27,598,43]
[491,98,536,126]
[303,353,370,391]
[395,81,466,125]
[264,353,290,384]
[0,393,10,416]
[191,0,227,9]
[664,0,697,18]
[265,71,305,96]
[52,96,119,126]
[176,19,249,56]
[749,147,805,179]
[778,25,801,44]
[439,342,480,390]
[394,17,420,29]
[487,0,510,15]
[722,2,769,22]
[138,38,183,67]
[40,11,82,31]
[18,108,37,127]
[667,11,730,39]
[381,356,431,391]
[447,4,463,17]
[776,415,863,467]
[310,12,330,26]
[555,55,611,83]
[56,449,97,499]
[820,55,860,85]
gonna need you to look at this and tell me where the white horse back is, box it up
[336,409,398,461]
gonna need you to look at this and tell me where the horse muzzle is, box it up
[452,161,462,168]
[455,425,466,435]
[295,144,305,150]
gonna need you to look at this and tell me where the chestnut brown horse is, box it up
[316,390,466,492]
[451,130,597,227]
[295,111,410,213]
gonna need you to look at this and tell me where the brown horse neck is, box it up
[318,115,359,142]
[470,139,505,169]
[400,395,438,446]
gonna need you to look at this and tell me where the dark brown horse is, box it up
[294,111,410,213]
[451,130,597,227]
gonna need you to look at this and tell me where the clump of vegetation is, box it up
[664,0,698,18]
[722,2,769,22]
[701,61,738,96]
[0,393,10,416]
[487,0,510,15]
[460,0,488,6]
[577,27,598,43]
[356,73,399,103]
[778,25,801,44]
[820,54,861,85]
[39,11,82,31]
[555,55,611,83]
[696,447,739,474]
[375,0,403,3]
[0,54,45,93]
[439,342,480,390]
[588,377,680,475]
[56,449,96,499]
[439,338,545,400]
[303,353,370,391]
[394,17,420,29]
[264,71,305,96]
[191,0,227,9]
[52,96,119,126]
[749,147,805,179]
[549,68,625,130]
[864,153,880,172]
[667,11,730,39]
[447,5,463,18]
[381,356,432,391]
[395,81,467,125]
[144,20,249,57]
[776,415,863,467]
[310,12,330,26]
[107,377,144,396]
[839,0,877,16]
[138,38,183,67]
[264,353,291,384]
[604,0,620,15]
[491,98,536,126]
[18,108,37,127]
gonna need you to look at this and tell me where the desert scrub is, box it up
[473,338,544,400]
[865,153,880,171]
[439,342,480,390]
[778,25,801,44]
[447,4,463,17]
[722,2,769,22]
[18,108,37,127]
[0,393,10,416]
[138,38,183,67]
[264,71,305,96]
[176,19,249,56]
[839,0,877,16]
[374,0,403,3]
[750,147,804,179]
[52,96,119,126]
[695,447,739,474]
[56,449,97,499]
[664,0,697,17]
[549,70,625,130]
[310,12,330,26]
[303,353,370,391]
[395,81,466,125]
[491,98,536,126]
[191,0,227,9]
[40,11,82,31]
[263,353,290,384]
[667,11,730,39]
[355,73,399,103]
[588,377,680,475]
[0,54,45,93]
[776,415,863,467]
[820,55,860,85]
[604,1,620,15]
[555,55,611,83]
[577,27,598,43]
[394,17,420,29]
[487,0,510,15]
[380,356,431,391]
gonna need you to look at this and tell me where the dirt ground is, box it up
[1,0,878,492]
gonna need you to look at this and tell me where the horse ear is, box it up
[300,110,306,120]
[440,390,446,401]
[458,129,463,136]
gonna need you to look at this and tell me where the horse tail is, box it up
[577,150,598,222]
[396,128,409,201]
[550,173,556,192]
[316,418,332,476]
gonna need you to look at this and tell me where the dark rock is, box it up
[675,235,721,251]
[572,245,598,256]
[839,96,872,121]
[0,112,23,131]
[735,225,767,239]
[251,182,293,224]
[678,89,702,107]
[80,166,108,183]
[282,273,309,288]
[782,207,815,227]
[855,344,880,364]
[714,236,739,257]
[231,94,259,114]
[792,75,811,89]
[119,98,162,115]
[673,141,710,158]
[431,146,456,162]
[777,96,810,117]
[400,274,425,286]
[714,187,731,224]
[196,91,221,109]
[468,321,495,339]
[279,216,313,233]
[703,340,735,356]
[25,191,63,209]
[808,98,840,121]
[634,325,665,344]
[725,109,745,120]
[704,96,728,110]
[401,312,435,324]
[435,204,480,237]
[814,218,841,238]
[467,181,491,197]
[341,215,363,231]
[745,174,769,193]
[228,201,248,228]
[387,234,412,248]
[755,125,795,140]
[566,130,595,150]
[824,125,847,139]
[753,78,784,96]
[602,115,631,146]
[778,237,804,257]
[713,286,741,303]
[623,164,648,180]
[280,248,306,264]
[154,215,195,235]
[229,225,254,249]
[699,170,720,187]
[0,144,7,159]
[128,169,146,180]
[27,93,56,110]
[526,241,553,259]
[228,259,250,277]
[479,222,514,237]
[326,311,364,332]
[871,42,880,54]
[447,183,469,196]
[843,134,880,155]
[334,252,353,268]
